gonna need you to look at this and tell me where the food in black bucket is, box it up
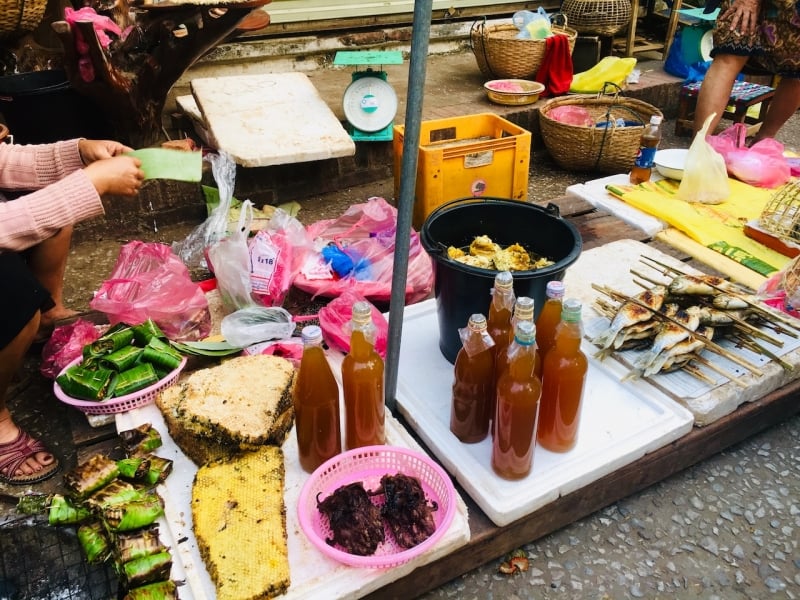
[447,234,555,271]
[421,197,582,364]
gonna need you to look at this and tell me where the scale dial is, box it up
[342,76,398,133]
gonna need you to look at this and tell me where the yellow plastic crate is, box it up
[393,113,532,230]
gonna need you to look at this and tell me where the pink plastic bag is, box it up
[294,197,433,304]
[64,7,126,82]
[40,319,102,379]
[318,290,388,359]
[706,123,791,188]
[90,241,211,341]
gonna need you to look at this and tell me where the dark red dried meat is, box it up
[379,473,438,549]
[317,482,384,556]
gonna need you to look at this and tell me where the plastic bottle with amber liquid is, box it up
[487,271,515,426]
[492,320,542,480]
[629,115,663,185]
[450,313,496,443]
[537,298,589,453]
[494,296,535,391]
[342,301,385,449]
[535,280,566,376]
[293,325,342,472]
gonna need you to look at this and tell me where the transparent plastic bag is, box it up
[317,290,388,359]
[206,200,255,312]
[677,113,730,204]
[220,306,295,347]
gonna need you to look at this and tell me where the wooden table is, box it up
[67,194,800,599]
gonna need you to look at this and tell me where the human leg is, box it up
[753,78,800,141]
[25,225,79,329]
[693,54,750,136]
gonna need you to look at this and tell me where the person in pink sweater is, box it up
[0,138,144,485]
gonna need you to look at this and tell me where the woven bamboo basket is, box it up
[470,19,578,80]
[758,180,800,245]
[538,92,663,173]
[0,0,48,39]
[561,0,632,36]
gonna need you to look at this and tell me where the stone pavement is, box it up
[4,51,800,599]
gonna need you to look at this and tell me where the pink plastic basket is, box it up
[297,445,457,568]
[53,356,186,415]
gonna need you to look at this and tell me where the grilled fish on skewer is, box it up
[643,326,712,377]
[711,294,752,310]
[633,306,702,372]
[668,275,736,297]
[592,285,667,350]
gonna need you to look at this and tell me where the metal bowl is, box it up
[484,79,545,106]
[654,148,689,180]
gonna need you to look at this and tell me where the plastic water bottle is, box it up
[630,115,664,184]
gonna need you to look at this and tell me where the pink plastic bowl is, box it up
[297,445,457,568]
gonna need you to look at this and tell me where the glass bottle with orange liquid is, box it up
[537,298,588,453]
[342,301,385,449]
[293,325,342,472]
[487,271,515,427]
[450,313,495,443]
[535,280,566,375]
[492,320,542,480]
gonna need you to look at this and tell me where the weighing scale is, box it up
[334,50,404,142]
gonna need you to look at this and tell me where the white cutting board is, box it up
[190,72,355,167]
[395,298,694,527]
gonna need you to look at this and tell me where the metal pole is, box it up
[385,0,432,412]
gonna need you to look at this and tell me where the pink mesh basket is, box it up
[53,356,186,415]
[297,445,457,568]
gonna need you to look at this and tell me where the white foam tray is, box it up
[116,399,471,599]
[395,299,694,527]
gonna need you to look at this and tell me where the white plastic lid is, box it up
[650,115,663,125]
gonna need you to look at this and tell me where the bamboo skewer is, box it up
[592,283,764,377]
[688,355,748,388]
[728,330,795,372]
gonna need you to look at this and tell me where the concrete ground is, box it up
[4,50,800,598]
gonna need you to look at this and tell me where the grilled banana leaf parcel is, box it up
[77,521,112,564]
[64,454,120,500]
[119,424,163,456]
[117,457,152,481]
[119,551,173,589]
[113,363,159,397]
[56,365,117,401]
[84,480,146,512]
[103,494,165,532]
[48,494,92,525]
[122,580,177,600]
[114,525,167,564]
[144,456,173,486]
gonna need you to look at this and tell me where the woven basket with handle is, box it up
[0,0,48,39]
[470,17,578,80]
[560,0,632,36]
[538,87,663,173]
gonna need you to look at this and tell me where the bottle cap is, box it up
[513,296,535,320]
[514,320,536,345]
[352,301,373,325]
[494,270,514,289]
[301,325,323,344]
[650,115,663,125]
[562,298,583,322]
[545,280,565,299]
[467,313,488,330]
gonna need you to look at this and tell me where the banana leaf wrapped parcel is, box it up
[48,494,92,525]
[84,480,147,512]
[103,493,165,532]
[100,345,144,372]
[119,423,163,456]
[122,580,177,600]
[64,454,120,500]
[113,363,159,397]
[77,521,112,564]
[114,525,167,564]
[56,365,117,401]
[117,457,152,481]
[132,319,167,346]
[119,551,173,589]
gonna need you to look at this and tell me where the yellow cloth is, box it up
[606,178,791,276]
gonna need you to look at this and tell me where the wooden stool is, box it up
[675,80,775,137]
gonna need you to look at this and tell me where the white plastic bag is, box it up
[221,306,295,347]
[207,200,255,312]
[677,114,730,205]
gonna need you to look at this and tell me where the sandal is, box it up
[0,429,60,485]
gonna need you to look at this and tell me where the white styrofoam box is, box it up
[190,72,355,167]
[116,402,471,600]
[395,299,694,527]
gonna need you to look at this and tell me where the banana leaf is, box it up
[119,551,173,589]
[117,457,152,481]
[77,521,112,564]
[48,494,92,525]
[114,525,166,564]
[170,339,242,357]
[90,325,135,355]
[100,345,144,372]
[132,320,166,346]
[113,363,159,397]
[103,494,164,532]
[119,424,163,456]
[56,365,117,401]
[64,454,120,500]
[14,492,50,515]
[140,345,181,372]
[122,579,177,600]
[145,456,173,486]
[84,480,146,511]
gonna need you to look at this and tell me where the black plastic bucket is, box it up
[420,197,583,364]
[0,70,112,144]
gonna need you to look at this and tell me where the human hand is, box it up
[78,139,135,164]
[83,155,145,196]
[723,0,760,35]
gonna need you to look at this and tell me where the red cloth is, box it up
[535,33,573,98]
